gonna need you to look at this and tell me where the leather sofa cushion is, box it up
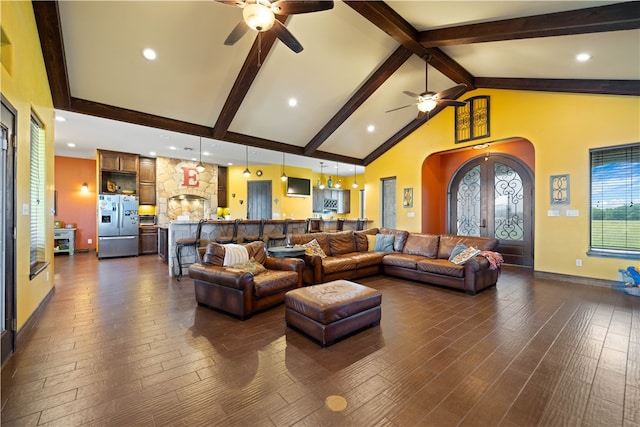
[438,234,499,259]
[403,233,439,258]
[417,259,465,278]
[328,230,356,255]
[203,241,266,266]
[253,270,299,297]
[382,253,424,269]
[350,252,386,268]
[379,228,409,252]
[354,228,379,252]
[322,256,357,274]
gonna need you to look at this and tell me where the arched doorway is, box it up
[449,153,534,266]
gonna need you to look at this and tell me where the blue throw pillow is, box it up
[374,233,395,252]
[448,242,468,262]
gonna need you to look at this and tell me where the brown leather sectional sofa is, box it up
[189,241,304,319]
[290,228,501,295]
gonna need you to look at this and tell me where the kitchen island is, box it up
[166,219,307,277]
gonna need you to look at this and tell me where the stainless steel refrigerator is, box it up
[98,194,139,259]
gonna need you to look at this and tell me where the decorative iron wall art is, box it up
[403,188,413,208]
[550,174,570,204]
[455,96,490,143]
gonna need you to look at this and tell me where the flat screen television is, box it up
[286,177,311,197]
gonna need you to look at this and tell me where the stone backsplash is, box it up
[156,157,219,225]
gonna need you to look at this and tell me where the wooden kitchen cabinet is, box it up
[312,188,350,214]
[158,227,168,263]
[217,166,227,207]
[139,227,158,255]
[138,157,156,205]
[99,150,139,173]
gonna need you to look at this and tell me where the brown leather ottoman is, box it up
[284,280,382,347]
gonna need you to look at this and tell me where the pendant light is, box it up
[280,152,288,182]
[334,162,342,189]
[319,162,325,190]
[352,165,359,188]
[195,137,205,173]
[243,146,251,177]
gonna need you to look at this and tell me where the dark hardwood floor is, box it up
[1,253,639,426]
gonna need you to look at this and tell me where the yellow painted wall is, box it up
[1,1,56,329]
[365,88,640,281]
[227,165,365,220]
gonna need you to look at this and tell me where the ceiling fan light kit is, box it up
[243,3,275,31]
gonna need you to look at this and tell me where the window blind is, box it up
[30,115,46,268]
[590,143,640,257]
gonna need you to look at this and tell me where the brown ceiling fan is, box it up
[216,0,334,53]
[386,55,468,120]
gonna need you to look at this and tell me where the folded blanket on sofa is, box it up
[223,244,249,266]
[480,250,504,272]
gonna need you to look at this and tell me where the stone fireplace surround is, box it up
[155,157,219,225]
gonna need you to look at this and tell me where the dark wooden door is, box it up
[247,180,272,220]
[1,98,17,365]
[449,154,534,266]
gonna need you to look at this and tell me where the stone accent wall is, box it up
[156,157,219,225]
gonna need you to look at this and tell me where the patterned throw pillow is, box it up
[303,239,327,258]
[448,242,469,262]
[232,258,266,275]
[451,246,481,265]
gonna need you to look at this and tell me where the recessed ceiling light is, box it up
[227,162,233,166]
[288,98,297,107]
[142,48,157,60]
[367,125,375,133]
[55,115,66,122]
[169,146,176,150]
[149,151,156,156]
[67,143,76,148]
[203,151,210,156]
[576,52,591,62]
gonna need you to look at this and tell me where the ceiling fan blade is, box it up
[437,99,467,107]
[437,83,468,101]
[271,19,303,53]
[224,20,250,45]
[216,0,244,7]
[385,104,414,113]
[403,90,420,98]
[272,0,334,15]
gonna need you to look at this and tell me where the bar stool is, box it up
[306,218,322,233]
[215,218,240,244]
[243,219,265,243]
[266,219,288,248]
[326,218,344,233]
[356,218,367,231]
[174,219,205,281]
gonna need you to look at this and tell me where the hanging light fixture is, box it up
[243,146,251,178]
[352,165,359,188]
[280,152,288,182]
[319,162,325,190]
[334,162,342,189]
[195,137,205,173]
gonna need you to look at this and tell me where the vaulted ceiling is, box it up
[34,1,639,173]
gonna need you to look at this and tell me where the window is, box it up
[30,114,48,278]
[589,143,640,259]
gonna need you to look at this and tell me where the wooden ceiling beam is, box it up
[476,77,640,96]
[419,2,640,47]
[212,16,287,139]
[32,1,71,110]
[303,46,413,157]
[344,1,475,89]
